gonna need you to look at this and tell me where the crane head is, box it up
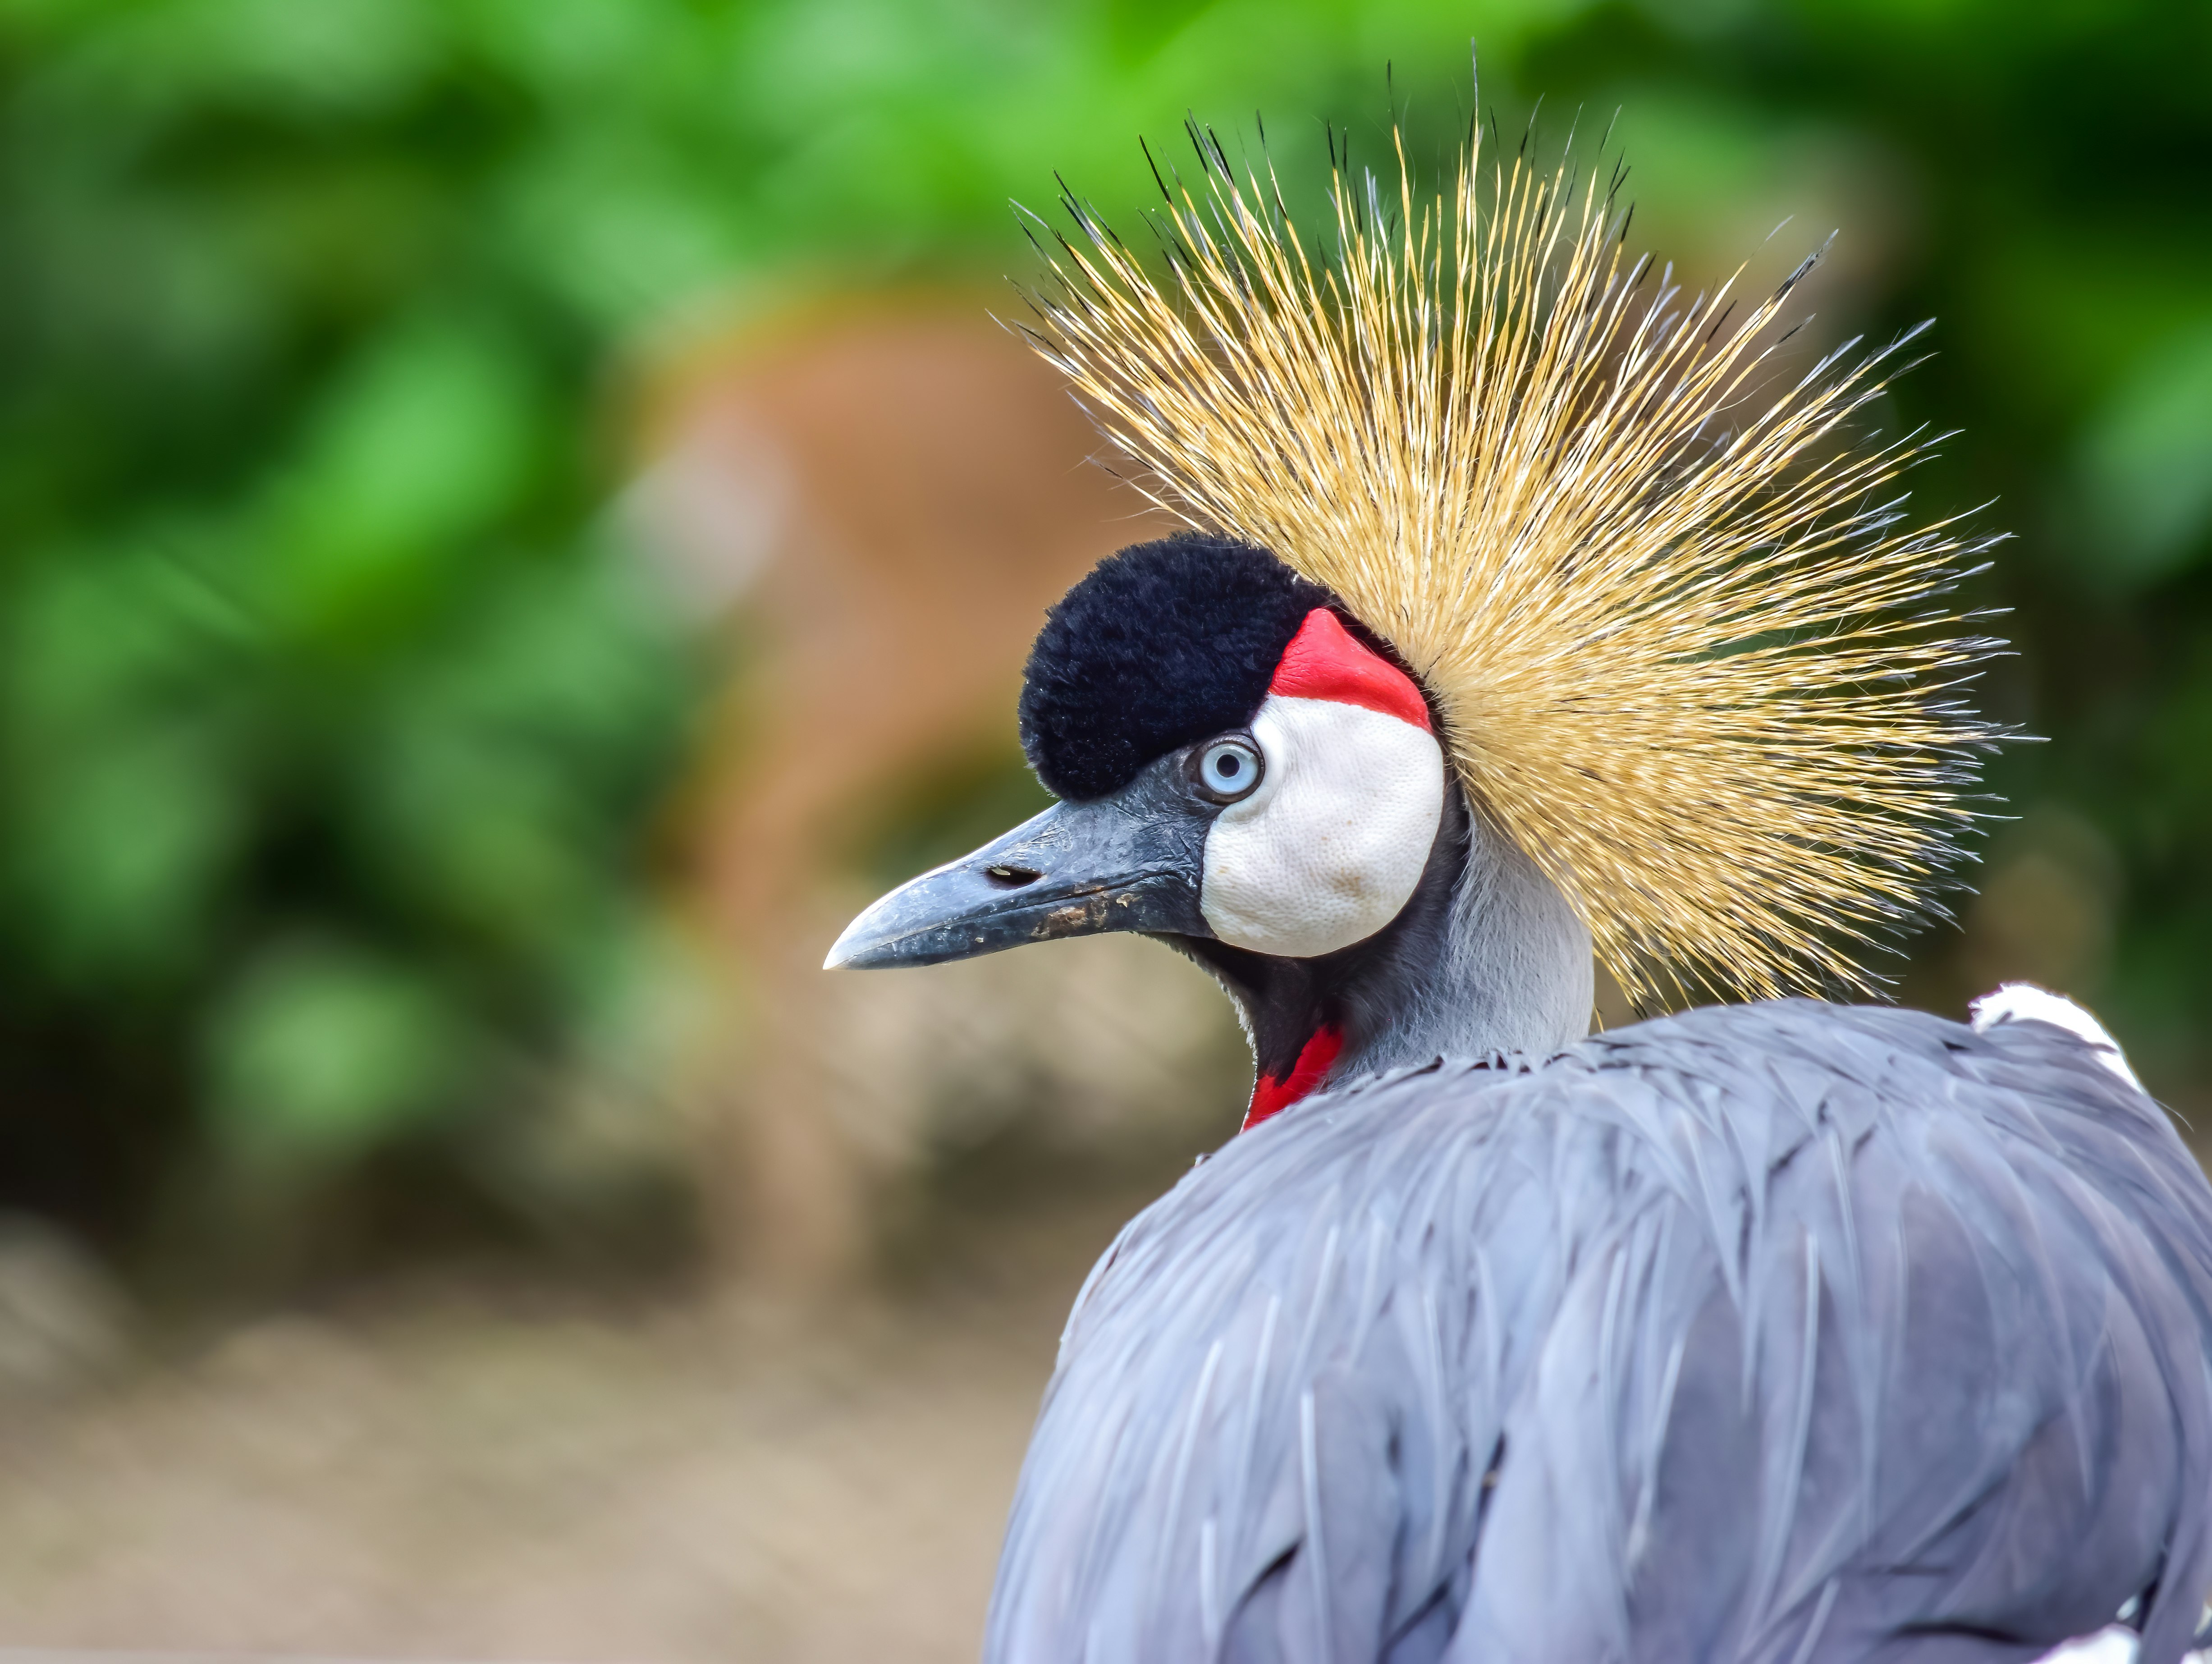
[825,532,1468,1126]
[825,531,1446,972]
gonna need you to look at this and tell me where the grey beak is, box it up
[824,765,1213,970]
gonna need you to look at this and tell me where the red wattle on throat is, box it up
[1268,609,1432,731]
[1242,1025,1345,1132]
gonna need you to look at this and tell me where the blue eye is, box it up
[1197,738,1263,801]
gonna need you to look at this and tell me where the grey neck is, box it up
[1175,784,1594,1090]
[1340,793,1594,1078]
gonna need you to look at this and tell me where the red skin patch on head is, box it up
[1241,1025,1345,1132]
[1269,609,1432,732]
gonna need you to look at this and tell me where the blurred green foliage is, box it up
[0,0,2206,1275]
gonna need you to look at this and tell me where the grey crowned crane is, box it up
[824,116,2212,1664]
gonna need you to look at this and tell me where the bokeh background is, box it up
[0,0,2204,1657]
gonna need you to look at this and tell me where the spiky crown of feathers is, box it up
[1020,115,2004,1007]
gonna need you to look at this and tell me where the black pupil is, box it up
[1215,752,1241,778]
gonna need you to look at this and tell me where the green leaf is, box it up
[2073,318,2212,592]
[207,943,467,1162]
[0,542,246,984]
[259,316,541,643]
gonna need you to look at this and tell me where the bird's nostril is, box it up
[983,864,1044,889]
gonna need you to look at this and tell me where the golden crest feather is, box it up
[1021,115,2004,1006]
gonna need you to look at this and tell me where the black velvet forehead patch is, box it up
[1019,532,1337,801]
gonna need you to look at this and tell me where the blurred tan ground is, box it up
[0,1180,1154,1661]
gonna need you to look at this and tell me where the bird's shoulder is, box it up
[1077,996,2187,1331]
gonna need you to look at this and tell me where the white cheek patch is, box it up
[1200,695,1446,959]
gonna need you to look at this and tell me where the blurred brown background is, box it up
[0,0,2205,1657]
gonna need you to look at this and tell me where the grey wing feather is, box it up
[983,1000,2212,1664]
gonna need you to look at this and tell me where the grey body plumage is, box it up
[988,1004,2212,1664]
